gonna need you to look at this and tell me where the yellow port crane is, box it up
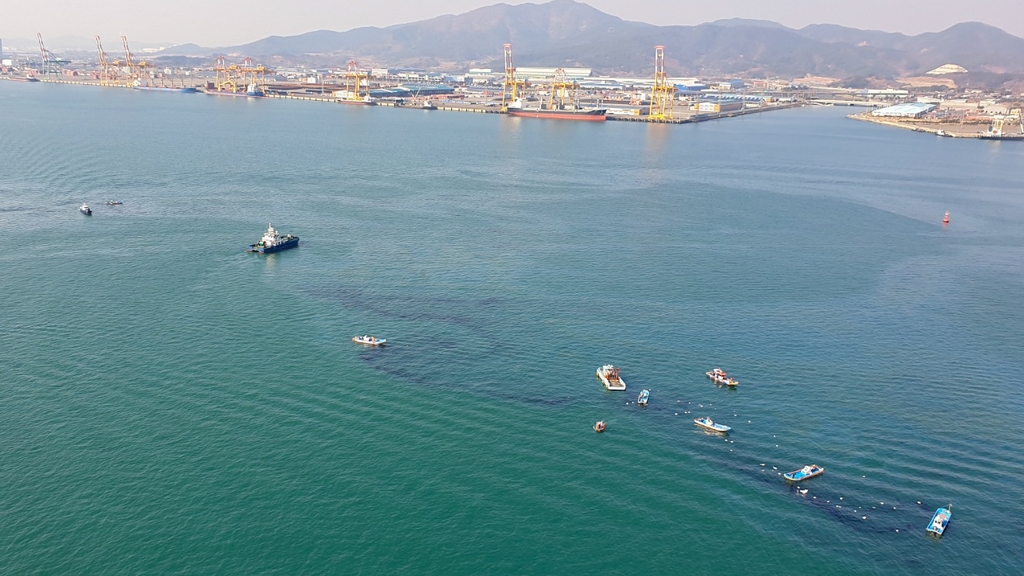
[341,60,369,102]
[500,44,526,112]
[649,45,676,121]
[548,68,579,110]
[240,57,272,93]
[214,55,240,93]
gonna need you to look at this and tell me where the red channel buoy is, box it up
[942,211,950,225]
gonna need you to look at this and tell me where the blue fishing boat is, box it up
[783,464,825,482]
[694,416,731,433]
[927,504,952,536]
[637,389,650,406]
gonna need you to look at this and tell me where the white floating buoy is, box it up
[675,413,678,416]
[862,516,867,520]
[839,497,843,500]
[760,463,766,467]
[747,420,751,423]
[917,501,922,505]
[880,502,884,505]
[896,529,899,533]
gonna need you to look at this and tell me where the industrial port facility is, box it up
[0,33,803,126]
[2,32,1021,138]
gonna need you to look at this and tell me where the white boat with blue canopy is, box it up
[694,416,730,433]
[927,504,952,536]
[783,464,825,482]
[637,389,650,405]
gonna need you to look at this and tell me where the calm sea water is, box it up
[2,82,1023,574]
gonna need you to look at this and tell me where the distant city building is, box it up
[926,64,968,75]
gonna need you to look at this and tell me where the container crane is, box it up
[648,46,676,120]
[548,68,579,110]
[341,60,369,102]
[500,44,526,112]
[120,35,150,86]
[94,36,118,85]
[214,55,239,93]
[36,33,70,78]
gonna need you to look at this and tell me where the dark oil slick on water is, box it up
[1,82,1023,574]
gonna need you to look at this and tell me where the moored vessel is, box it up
[247,223,298,253]
[79,204,92,216]
[706,368,738,386]
[596,364,626,391]
[594,420,606,433]
[783,464,825,482]
[508,106,607,122]
[927,504,952,536]
[106,199,123,205]
[637,389,650,406]
[352,335,386,346]
[694,416,731,433]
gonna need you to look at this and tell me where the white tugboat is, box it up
[247,223,299,253]
[596,365,626,391]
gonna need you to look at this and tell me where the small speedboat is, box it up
[79,204,92,216]
[927,504,952,536]
[784,464,825,482]
[106,200,123,205]
[594,421,606,433]
[352,335,386,346]
[637,389,650,406]
[694,416,731,433]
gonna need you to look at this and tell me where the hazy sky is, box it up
[3,0,1023,48]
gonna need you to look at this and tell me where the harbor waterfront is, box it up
[2,81,1023,573]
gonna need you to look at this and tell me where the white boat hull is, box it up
[597,371,626,391]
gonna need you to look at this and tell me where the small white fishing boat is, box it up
[596,365,626,391]
[927,504,952,536]
[784,464,825,482]
[637,389,650,406]
[694,416,731,433]
[706,368,738,386]
[352,335,386,346]
[79,204,92,216]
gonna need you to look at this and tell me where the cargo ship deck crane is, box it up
[649,46,676,120]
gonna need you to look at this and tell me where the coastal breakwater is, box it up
[849,112,1024,141]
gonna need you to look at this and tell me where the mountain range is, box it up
[15,1,1024,80]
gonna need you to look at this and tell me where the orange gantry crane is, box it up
[94,36,120,85]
